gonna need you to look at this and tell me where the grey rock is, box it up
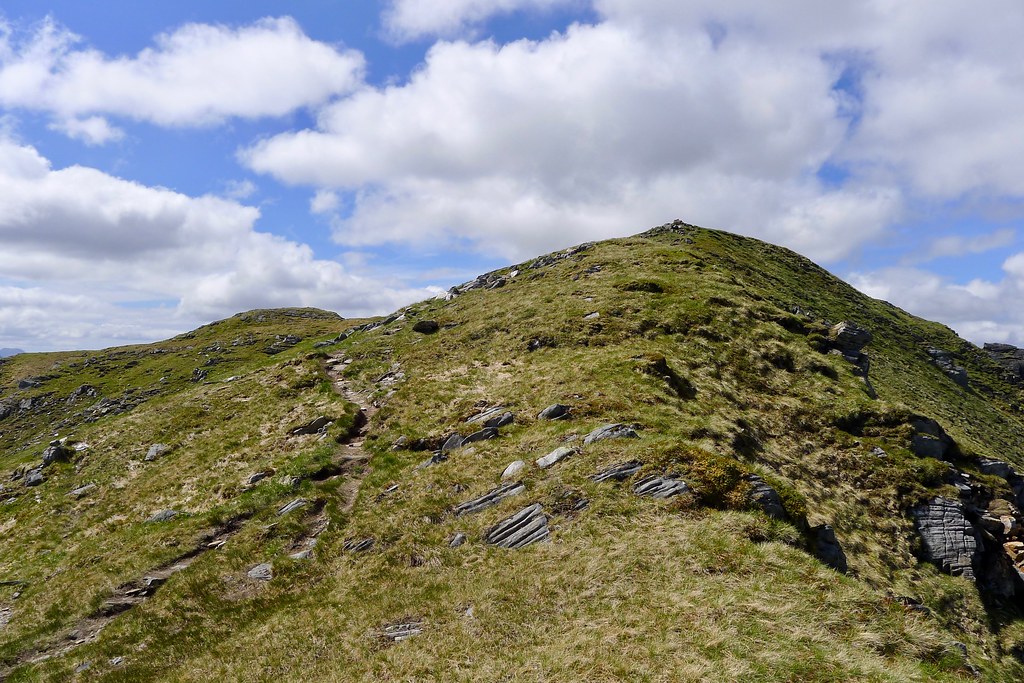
[381,621,423,642]
[743,474,787,520]
[909,418,955,460]
[24,470,44,487]
[247,563,273,581]
[633,475,689,499]
[829,321,872,354]
[870,446,887,458]
[454,482,525,516]
[18,377,41,389]
[467,405,505,424]
[462,427,499,445]
[146,509,179,523]
[412,320,439,334]
[246,470,273,486]
[41,444,72,467]
[927,347,970,388]
[144,443,171,461]
[110,656,124,666]
[912,497,978,580]
[277,498,308,516]
[343,537,375,553]
[289,549,314,560]
[291,416,331,436]
[501,460,526,480]
[190,368,208,382]
[583,311,600,320]
[484,504,550,549]
[978,458,1017,480]
[67,483,96,498]
[984,342,1024,384]
[68,384,97,401]
[538,404,570,420]
[415,452,449,469]
[590,460,642,483]
[441,433,465,453]
[812,524,848,572]
[449,533,467,548]
[583,423,639,446]
[536,446,576,469]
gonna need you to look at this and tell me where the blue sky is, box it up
[1,1,1023,351]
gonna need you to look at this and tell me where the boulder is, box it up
[467,405,507,425]
[41,443,72,467]
[454,482,525,516]
[812,524,848,572]
[291,416,331,436]
[590,460,642,483]
[829,322,872,354]
[144,443,171,461]
[536,446,576,469]
[912,497,979,580]
[743,474,787,520]
[501,460,526,480]
[412,320,439,334]
[24,469,44,487]
[484,504,550,549]
[67,483,96,499]
[247,563,273,581]
[537,404,570,420]
[449,533,467,548]
[583,423,639,446]
[909,418,955,460]
[441,433,465,453]
[633,476,689,499]
[462,427,499,445]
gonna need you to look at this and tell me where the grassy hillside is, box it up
[2,224,1024,681]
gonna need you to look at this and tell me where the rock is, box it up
[812,524,848,572]
[391,435,409,450]
[536,446,576,469]
[454,482,525,516]
[289,549,314,560]
[484,504,550,549]
[927,347,970,388]
[743,474,787,520]
[68,384,97,401]
[190,368,208,382]
[264,335,301,355]
[277,498,308,516]
[449,533,467,548]
[590,460,642,483]
[146,509,178,523]
[583,311,600,320]
[67,483,96,498]
[412,320,439,334]
[870,446,887,458]
[466,405,510,427]
[144,443,171,462]
[41,443,72,466]
[18,377,41,389]
[538,404,570,420]
[984,342,1024,384]
[829,322,872,354]
[501,460,526,480]
[978,458,1017,480]
[912,497,978,580]
[343,538,375,553]
[415,452,449,469]
[245,470,274,486]
[380,621,423,642]
[462,427,499,445]
[633,476,690,499]
[583,423,639,446]
[290,416,331,436]
[441,433,465,453]
[909,418,955,460]
[247,563,273,581]
[24,469,44,487]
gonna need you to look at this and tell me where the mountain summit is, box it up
[2,222,1024,681]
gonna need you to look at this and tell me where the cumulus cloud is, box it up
[47,115,123,145]
[383,0,579,41]
[0,16,364,133]
[909,228,1017,264]
[0,137,435,350]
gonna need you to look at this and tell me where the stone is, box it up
[743,474,787,520]
[984,342,1024,384]
[144,443,171,461]
[462,427,499,445]
[978,459,1017,480]
[24,470,44,487]
[146,509,179,523]
[277,498,308,516]
[909,418,955,460]
[812,524,848,572]
[536,446,576,469]
[467,405,505,424]
[412,320,439,334]
[246,470,274,486]
[633,476,690,499]
[68,384,97,401]
[538,403,570,420]
[67,483,96,498]
[41,444,72,467]
[501,460,526,480]
[441,433,465,453]
[247,563,273,581]
[454,482,525,516]
[484,504,550,549]
[583,311,600,320]
[583,423,639,446]
[590,460,642,483]
[291,416,331,436]
[343,538,375,553]
[415,452,449,469]
[912,497,978,580]
[289,549,314,560]
[380,621,423,642]
[449,533,467,548]
[829,321,872,354]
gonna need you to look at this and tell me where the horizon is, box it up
[1,1,1023,351]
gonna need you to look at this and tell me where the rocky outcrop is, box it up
[484,504,550,548]
[909,418,956,460]
[983,342,1024,384]
[927,347,969,388]
[412,320,439,334]
[812,525,848,573]
[827,322,874,394]
[912,498,979,580]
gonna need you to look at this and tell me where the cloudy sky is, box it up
[1,1,1022,351]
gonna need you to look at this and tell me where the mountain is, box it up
[2,222,1024,681]
[0,350,23,359]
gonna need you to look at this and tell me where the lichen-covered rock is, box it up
[912,498,979,580]
[583,423,639,446]
[484,504,549,548]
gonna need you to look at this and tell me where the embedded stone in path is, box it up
[590,460,642,483]
[454,482,525,516]
[538,403,570,420]
[536,446,576,469]
[633,476,689,499]
[583,423,639,446]
[484,504,550,549]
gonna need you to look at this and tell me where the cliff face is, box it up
[2,224,1024,681]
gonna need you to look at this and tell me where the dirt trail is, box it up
[323,353,377,513]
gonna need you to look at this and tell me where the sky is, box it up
[1,1,1023,352]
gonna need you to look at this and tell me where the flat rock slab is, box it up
[583,423,639,446]
[912,497,978,580]
[633,476,690,499]
[590,460,642,483]
[462,427,499,446]
[537,404,570,420]
[291,416,331,436]
[467,406,513,429]
[536,446,576,469]
[247,563,273,581]
[277,498,308,516]
[454,482,525,516]
[485,503,550,549]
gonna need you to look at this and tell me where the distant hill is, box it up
[0,348,23,358]
[2,224,1024,681]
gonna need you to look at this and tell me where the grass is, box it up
[2,225,1024,680]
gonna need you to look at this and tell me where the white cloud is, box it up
[0,137,434,350]
[383,0,579,41]
[310,189,340,214]
[222,179,257,200]
[909,228,1017,264]
[48,115,123,145]
[0,16,364,134]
